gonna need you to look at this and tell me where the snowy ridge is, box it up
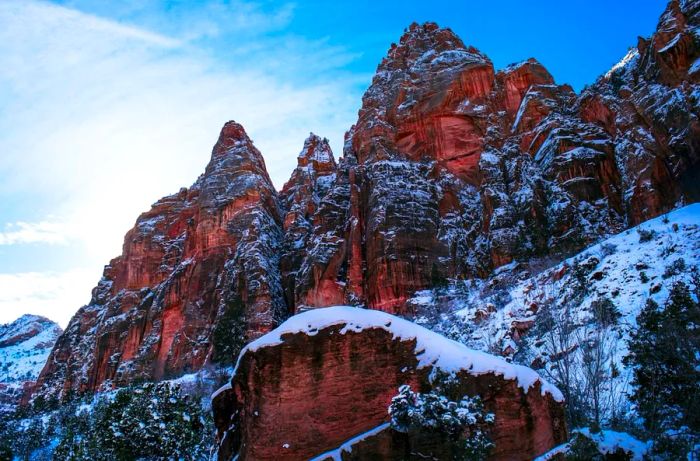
[0,315,61,383]
[234,306,563,401]
[0,314,62,413]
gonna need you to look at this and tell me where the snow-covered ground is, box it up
[411,203,700,425]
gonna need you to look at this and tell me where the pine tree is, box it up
[625,282,700,454]
[54,382,208,460]
[389,383,494,460]
[211,295,247,365]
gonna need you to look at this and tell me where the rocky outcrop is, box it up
[0,315,62,412]
[212,307,567,461]
[279,134,338,311]
[32,122,285,400]
[292,0,700,314]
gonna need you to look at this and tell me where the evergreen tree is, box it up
[625,282,700,454]
[54,382,208,460]
[389,383,494,460]
[211,295,247,365]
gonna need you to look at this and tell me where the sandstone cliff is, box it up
[293,0,699,313]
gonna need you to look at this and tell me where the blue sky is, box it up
[0,0,666,326]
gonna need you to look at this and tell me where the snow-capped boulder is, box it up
[212,306,567,461]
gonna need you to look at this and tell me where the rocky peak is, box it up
[295,133,336,171]
[280,133,337,207]
[380,22,483,72]
[196,121,278,211]
[281,133,337,216]
[496,58,556,115]
[32,121,285,400]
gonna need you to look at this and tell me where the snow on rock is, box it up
[534,428,649,461]
[238,305,563,401]
[308,422,391,461]
[575,428,649,460]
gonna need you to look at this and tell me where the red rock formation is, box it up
[31,0,700,409]
[32,122,285,400]
[497,58,555,116]
[293,1,699,314]
[279,134,338,311]
[213,307,567,461]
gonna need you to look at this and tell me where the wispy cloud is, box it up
[0,221,69,246]
[0,0,365,325]
[0,270,96,326]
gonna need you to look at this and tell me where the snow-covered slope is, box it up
[0,314,62,412]
[411,203,700,423]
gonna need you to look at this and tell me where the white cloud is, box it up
[0,0,365,325]
[0,269,96,327]
[0,221,69,246]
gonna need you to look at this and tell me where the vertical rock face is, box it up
[33,122,285,399]
[212,307,567,461]
[279,134,338,310]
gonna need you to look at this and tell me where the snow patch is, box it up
[308,422,391,461]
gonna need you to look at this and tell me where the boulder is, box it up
[213,306,567,461]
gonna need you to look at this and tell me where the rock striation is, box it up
[212,307,567,461]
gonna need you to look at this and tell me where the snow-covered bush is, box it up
[389,384,494,460]
[636,228,656,243]
[662,257,686,279]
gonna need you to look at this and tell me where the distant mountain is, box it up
[0,315,61,413]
